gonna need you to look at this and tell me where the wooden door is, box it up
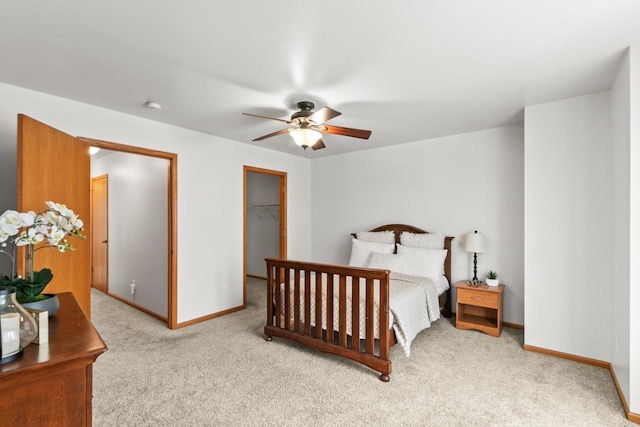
[91,175,108,293]
[17,115,91,315]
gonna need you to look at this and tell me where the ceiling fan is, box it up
[242,101,372,150]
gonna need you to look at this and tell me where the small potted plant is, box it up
[486,270,499,287]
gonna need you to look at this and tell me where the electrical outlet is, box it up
[221,286,228,295]
[130,280,136,295]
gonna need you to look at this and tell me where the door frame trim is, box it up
[79,137,178,329]
[243,166,287,307]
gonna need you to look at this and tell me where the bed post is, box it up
[265,262,274,341]
[378,276,391,382]
[443,236,454,318]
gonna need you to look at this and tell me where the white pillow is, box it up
[348,238,395,267]
[396,244,447,277]
[355,230,395,244]
[399,231,445,249]
[367,250,444,278]
[367,252,409,274]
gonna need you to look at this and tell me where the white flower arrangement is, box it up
[1,201,84,251]
[0,201,85,302]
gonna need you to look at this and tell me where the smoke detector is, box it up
[145,101,162,111]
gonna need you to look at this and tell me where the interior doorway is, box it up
[243,166,287,306]
[82,137,178,329]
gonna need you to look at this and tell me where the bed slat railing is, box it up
[339,275,347,347]
[265,258,392,381]
[283,268,291,331]
[351,274,360,351]
[365,277,375,354]
[313,273,321,340]
[293,270,300,332]
[326,274,334,342]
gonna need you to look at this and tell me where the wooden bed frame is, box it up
[264,224,453,382]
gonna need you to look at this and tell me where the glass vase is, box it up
[0,286,38,364]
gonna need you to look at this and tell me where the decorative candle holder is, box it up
[0,286,38,364]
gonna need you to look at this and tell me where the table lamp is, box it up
[464,230,486,283]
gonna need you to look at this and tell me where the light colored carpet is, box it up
[92,278,633,426]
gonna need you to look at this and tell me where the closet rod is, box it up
[248,204,280,209]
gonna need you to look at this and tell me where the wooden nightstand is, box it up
[455,281,505,337]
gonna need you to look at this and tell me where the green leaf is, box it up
[19,282,48,298]
[6,268,55,299]
[32,268,54,286]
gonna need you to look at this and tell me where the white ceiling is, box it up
[1,1,638,158]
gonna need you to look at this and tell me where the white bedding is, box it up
[277,271,442,357]
[435,274,450,295]
[389,272,441,356]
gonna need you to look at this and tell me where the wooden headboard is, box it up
[352,223,454,285]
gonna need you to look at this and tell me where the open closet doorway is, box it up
[84,138,178,329]
[243,166,287,306]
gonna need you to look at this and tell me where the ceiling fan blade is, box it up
[323,125,372,140]
[253,128,290,141]
[242,112,291,124]
[311,140,326,150]
[307,107,341,124]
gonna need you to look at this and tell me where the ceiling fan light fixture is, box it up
[243,102,370,151]
[289,128,322,148]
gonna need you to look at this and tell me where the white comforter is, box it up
[278,271,441,357]
[388,272,441,356]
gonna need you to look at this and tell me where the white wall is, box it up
[0,129,16,276]
[0,81,312,323]
[628,46,640,415]
[524,91,612,361]
[310,125,525,324]
[0,134,16,212]
[91,151,169,317]
[611,48,632,412]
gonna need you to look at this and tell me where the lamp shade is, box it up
[464,231,486,253]
[289,128,322,148]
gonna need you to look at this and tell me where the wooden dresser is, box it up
[0,292,107,426]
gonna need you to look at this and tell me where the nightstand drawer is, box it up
[457,288,498,309]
